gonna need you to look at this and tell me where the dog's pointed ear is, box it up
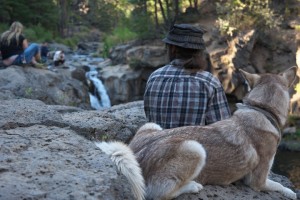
[238,69,260,89]
[280,66,297,87]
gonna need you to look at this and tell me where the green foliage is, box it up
[24,25,53,43]
[100,133,110,141]
[0,0,58,30]
[216,0,283,36]
[91,52,102,57]
[84,0,125,32]
[177,12,200,24]
[1,22,54,44]
[102,24,137,57]
[295,82,300,94]
[129,58,146,70]
[283,124,300,141]
[66,25,93,44]
[287,115,300,132]
[129,7,157,39]
[55,37,79,50]
[23,29,37,41]
[2,0,298,51]
[0,23,8,34]
[63,38,79,50]
[0,0,201,47]
[25,87,33,97]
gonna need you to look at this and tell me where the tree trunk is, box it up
[173,0,179,26]
[154,0,159,29]
[58,0,68,38]
[158,0,168,29]
[166,0,170,23]
[194,0,198,9]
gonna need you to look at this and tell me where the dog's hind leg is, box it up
[171,181,203,197]
[146,140,206,200]
[168,140,206,199]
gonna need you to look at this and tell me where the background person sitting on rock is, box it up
[53,50,65,67]
[144,24,231,129]
[0,21,44,68]
[40,41,49,63]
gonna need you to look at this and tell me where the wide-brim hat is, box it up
[162,24,206,50]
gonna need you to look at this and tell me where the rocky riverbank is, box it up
[1,14,300,199]
[0,98,299,199]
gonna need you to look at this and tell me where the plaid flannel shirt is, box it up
[144,60,231,129]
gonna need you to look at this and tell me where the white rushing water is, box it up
[86,70,111,110]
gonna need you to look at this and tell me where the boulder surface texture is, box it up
[0,99,299,200]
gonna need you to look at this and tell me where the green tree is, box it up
[216,0,283,36]
[0,0,58,31]
[128,0,205,37]
[86,0,123,32]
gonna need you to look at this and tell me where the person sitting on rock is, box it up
[0,21,44,68]
[40,41,50,64]
[53,50,65,67]
[144,24,231,129]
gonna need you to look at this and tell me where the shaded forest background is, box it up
[0,0,299,56]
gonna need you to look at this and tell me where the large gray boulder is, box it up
[0,99,145,200]
[0,126,133,200]
[100,64,148,105]
[126,45,168,68]
[0,66,91,109]
[0,99,299,199]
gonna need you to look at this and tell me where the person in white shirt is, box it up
[53,50,65,66]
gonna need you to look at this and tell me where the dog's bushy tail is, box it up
[95,141,145,200]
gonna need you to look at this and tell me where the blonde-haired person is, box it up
[0,21,43,68]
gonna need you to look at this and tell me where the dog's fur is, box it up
[96,66,298,200]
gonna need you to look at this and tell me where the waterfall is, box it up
[85,70,111,110]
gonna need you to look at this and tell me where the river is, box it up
[273,150,300,189]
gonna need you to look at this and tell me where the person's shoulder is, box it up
[195,71,222,87]
[18,34,26,44]
[54,50,61,57]
[146,65,171,82]
[152,64,172,74]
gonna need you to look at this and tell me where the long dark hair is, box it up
[167,44,208,70]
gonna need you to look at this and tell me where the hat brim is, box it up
[162,37,205,50]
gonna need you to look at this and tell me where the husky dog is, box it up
[96,66,298,200]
